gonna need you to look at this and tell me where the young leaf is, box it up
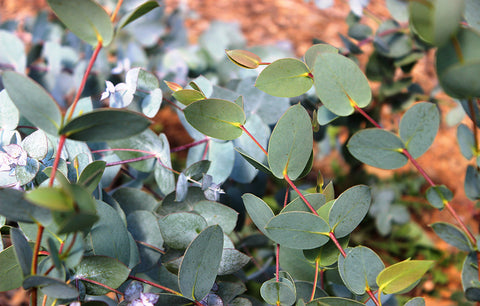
[347,129,407,169]
[457,124,475,160]
[313,52,371,116]
[430,222,474,252]
[25,187,74,212]
[255,58,313,97]
[74,255,130,295]
[377,259,434,294]
[338,246,384,295]
[172,89,206,106]
[329,185,371,238]
[399,102,440,158]
[265,212,330,249]
[77,161,106,194]
[260,278,296,306]
[60,109,151,141]
[47,0,114,46]
[184,99,245,140]
[2,71,62,136]
[241,193,275,238]
[226,49,261,69]
[179,225,224,301]
[268,104,313,180]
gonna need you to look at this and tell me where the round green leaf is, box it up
[329,185,371,238]
[313,52,371,116]
[47,0,114,46]
[265,212,330,249]
[23,276,78,299]
[409,0,464,46]
[22,130,48,160]
[255,58,313,97]
[338,246,384,295]
[184,99,245,140]
[462,252,480,300]
[436,27,480,99]
[25,187,74,212]
[0,89,19,130]
[465,165,480,201]
[173,89,206,106]
[425,185,452,209]
[158,212,208,249]
[218,248,250,275]
[2,71,62,136]
[268,104,313,180]
[118,0,160,29]
[260,278,296,306]
[347,128,407,169]
[77,160,106,195]
[377,259,434,294]
[74,255,130,295]
[142,88,163,118]
[431,222,474,252]
[458,124,475,160]
[304,44,339,70]
[399,102,439,158]
[60,109,151,141]
[179,225,224,301]
[194,200,238,234]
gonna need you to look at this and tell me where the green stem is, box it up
[284,173,319,215]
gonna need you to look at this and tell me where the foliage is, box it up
[0,0,479,305]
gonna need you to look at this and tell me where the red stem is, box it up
[78,277,123,295]
[366,289,380,306]
[401,149,435,187]
[284,173,319,216]
[353,104,382,129]
[445,202,477,245]
[128,275,182,296]
[275,244,280,282]
[329,232,347,257]
[239,125,268,156]
[283,185,290,208]
[171,137,210,152]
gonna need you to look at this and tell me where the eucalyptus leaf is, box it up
[431,222,474,252]
[158,212,207,249]
[47,0,114,46]
[194,200,238,234]
[0,30,26,72]
[0,246,24,291]
[242,193,274,238]
[457,124,475,160]
[184,99,245,140]
[2,71,62,136]
[255,58,313,97]
[60,109,151,141]
[313,52,371,116]
[399,102,439,158]
[0,89,19,130]
[10,227,32,277]
[74,255,130,295]
[265,212,330,249]
[329,185,371,238]
[377,259,434,294]
[118,1,160,29]
[347,129,407,169]
[268,104,313,180]
[0,188,52,224]
[260,278,296,306]
[425,185,452,210]
[23,275,78,298]
[179,225,223,301]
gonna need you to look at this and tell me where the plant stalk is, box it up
[239,124,268,156]
[284,173,319,215]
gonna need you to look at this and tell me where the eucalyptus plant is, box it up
[0,0,479,305]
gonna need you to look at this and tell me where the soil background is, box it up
[0,0,476,305]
